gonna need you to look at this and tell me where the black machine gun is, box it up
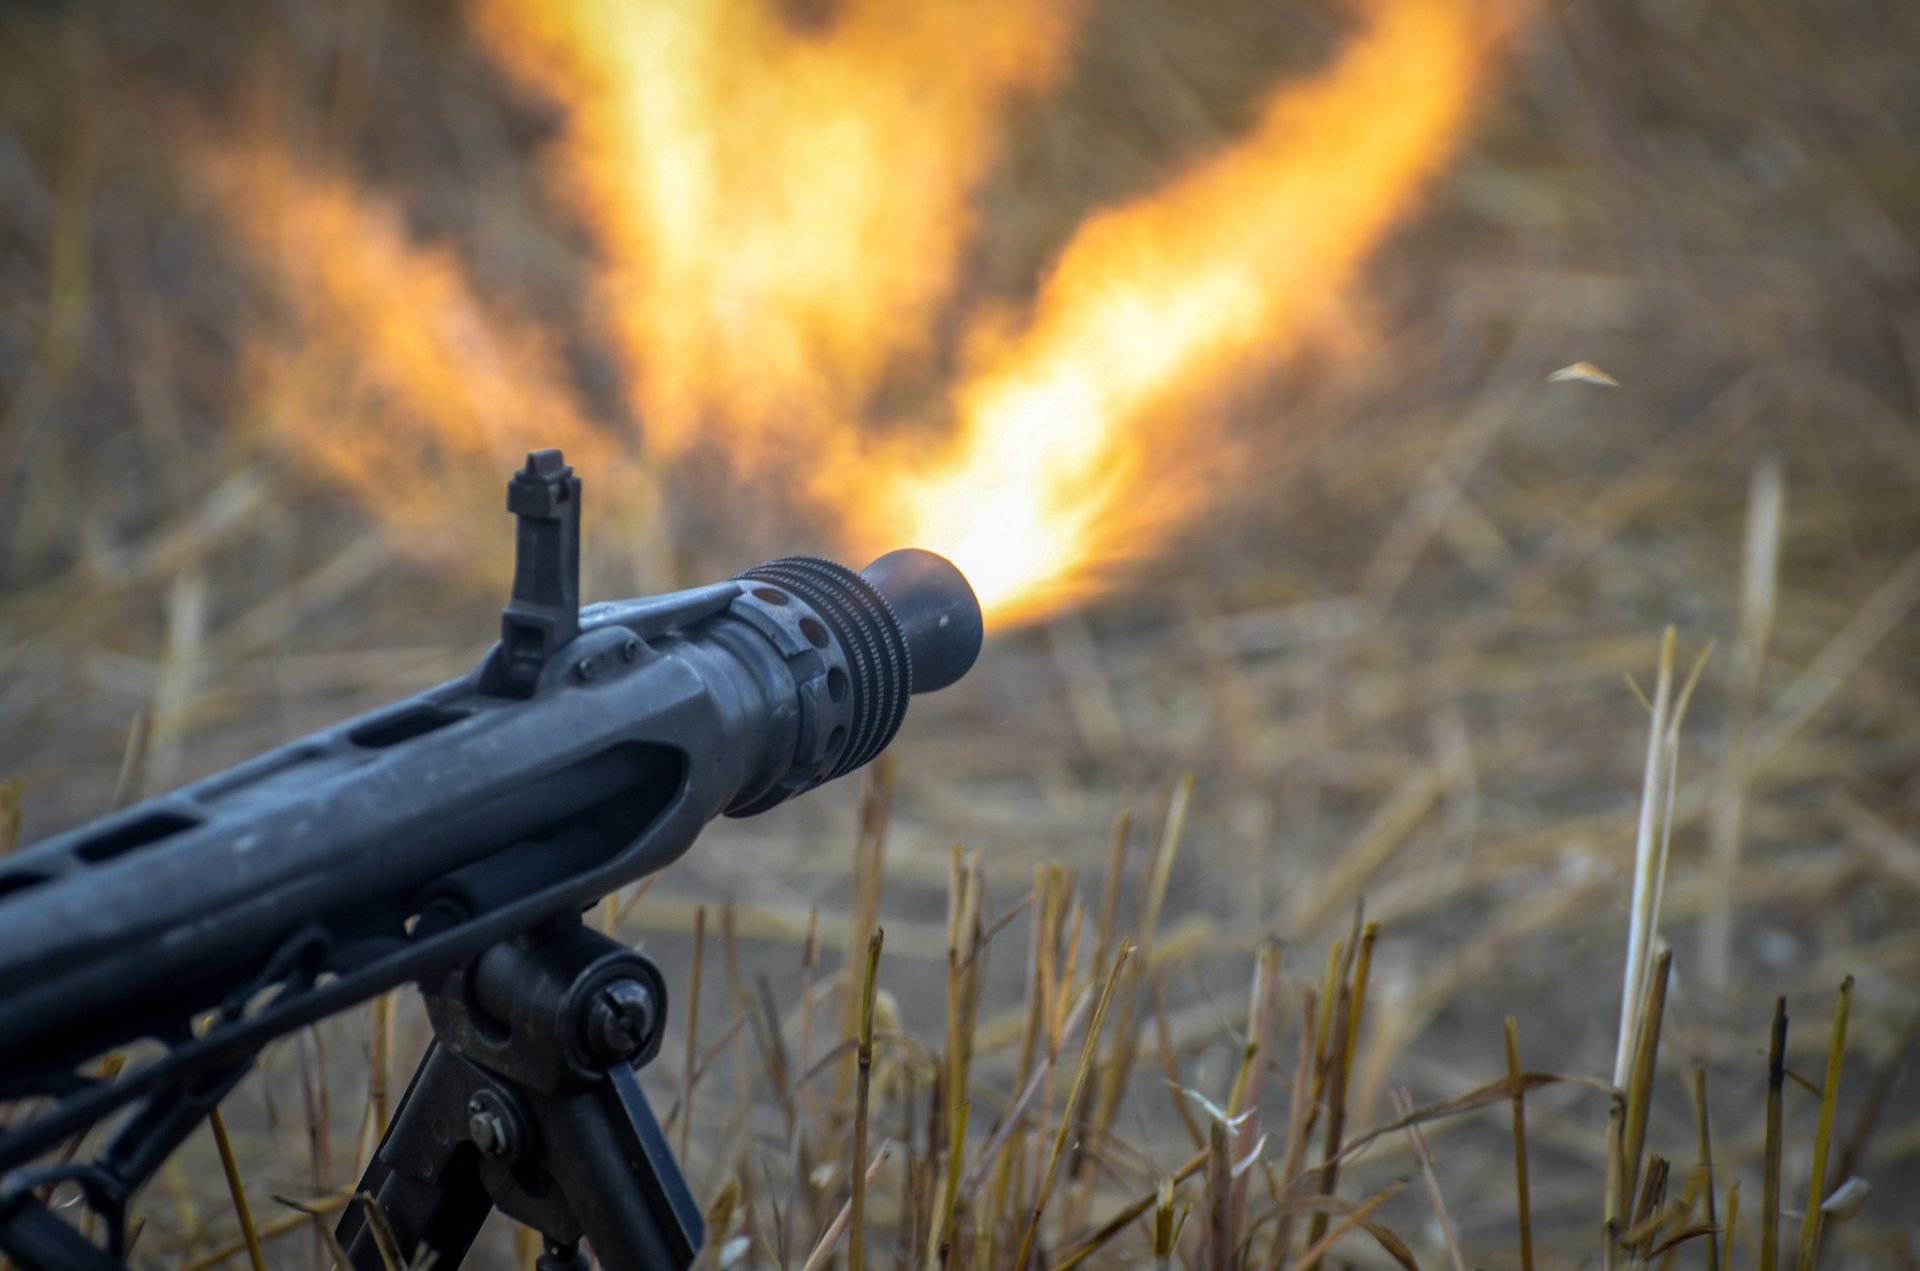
[0,449,984,1270]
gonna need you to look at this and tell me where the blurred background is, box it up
[3,0,1918,1265]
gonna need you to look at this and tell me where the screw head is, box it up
[585,979,657,1065]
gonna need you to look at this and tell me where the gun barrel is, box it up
[0,551,980,1086]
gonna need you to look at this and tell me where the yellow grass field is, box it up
[2,0,1917,1265]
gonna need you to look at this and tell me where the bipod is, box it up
[338,914,701,1269]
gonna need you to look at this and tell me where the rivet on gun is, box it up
[575,658,596,681]
[621,638,639,662]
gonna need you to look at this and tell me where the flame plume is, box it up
[849,0,1496,621]
[190,0,1502,626]
[472,0,1084,460]
[188,134,645,580]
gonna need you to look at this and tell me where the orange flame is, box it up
[185,131,649,582]
[848,0,1496,621]
[472,0,1083,461]
[188,0,1503,627]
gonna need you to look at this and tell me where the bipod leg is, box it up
[512,1062,700,1270]
[337,1042,494,1270]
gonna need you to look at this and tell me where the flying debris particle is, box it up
[1547,361,1620,387]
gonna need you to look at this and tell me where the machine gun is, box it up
[0,449,984,1270]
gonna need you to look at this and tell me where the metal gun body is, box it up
[1,584,771,1075]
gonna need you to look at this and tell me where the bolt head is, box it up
[585,979,656,1065]
[466,1090,523,1162]
[467,1109,502,1155]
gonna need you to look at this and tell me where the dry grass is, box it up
[4,0,1920,1267]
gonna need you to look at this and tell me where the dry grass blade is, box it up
[1225,937,1284,1244]
[1153,1175,1179,1269]
[929,845,985,1266]
[1290,1176,1408,1271]
[1091,802,1131,1006]
[1725,1182,1742,1271]
[610,871,662,929]
[834,761,893,1106]
[0,778,22,855]
[1301,914,1366,1254]
[1616,629,1676,1090]
[1794,975,1851,1270]
[207,1108,266,1271]
[723,955,763,1214]
[367,993,393,1152]
[1253,1183,1419,1271]
[1045,1149,1208,1271]
[1703,457,1783,991]
[1606,628,1706,1266]
[1394,1088,1465,1271]
[1206,1113,1232,1271]
[110,708,151,811]
[1330,1069,1604,1168]
[1154,971,1207,1150]
[958,995,1084,1201]
[1645,1221,1723,1261]
[295,1024,335,1270]
[160,1158,203,1251]
[174,1208,333,1271]
[1627,1155,1671,1253]
[1268,986,1317,1270]
[1834,1005,1919,1186]
[1313,940,1341,1085]
[1014,940,1132,1271]
[1505,1017,1534,1271]
[801,1142,894,1271]
[145,565,206,798]
[931,1098,969,1268]
[1343,923,1377,1096]
[1621,949,1673,1214]
[849,926,884,1271]
[679,904,707,1163]
[364,1198,409,1271]
[1692,1065,1721,1271]
[1303,981,1351,1252]
[270,1193,358,1269]
[1761,998,1788,1271]
[1081,777,1190,1198]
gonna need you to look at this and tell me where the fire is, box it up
[470,0,1082,462]
[184,129,650,584]
[855,0,1495,621]
[186,0,1502,627]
